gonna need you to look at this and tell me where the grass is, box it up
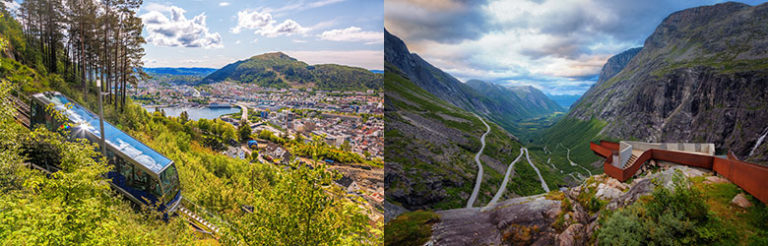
[384,210,440,246]
[597,174,768,245]
[691,177,768,245]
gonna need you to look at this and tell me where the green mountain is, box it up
[201,52,382,91]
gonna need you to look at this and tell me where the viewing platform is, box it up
[591,140,768,204]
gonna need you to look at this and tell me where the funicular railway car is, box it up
[29,91,182,213]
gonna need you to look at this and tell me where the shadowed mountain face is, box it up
[384,29,563,133]
[596,47,642,85]
[201,52,382,91]
[465,80,563,117]
[567,2,768,164]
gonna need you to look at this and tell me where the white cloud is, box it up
[219,2,230,7]
[385,0,728,95]
[140,5,222,48]
[319,26,383,44]
[3,1,21,17]
[271,0,346,13]
[231,9,307,37]
[283,50,383,70]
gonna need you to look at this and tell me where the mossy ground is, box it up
[384,210,440,246]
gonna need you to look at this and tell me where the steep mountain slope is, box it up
[385,32,564,216]
[201,52,382,91]
[384,29,563,136]
[561,2,768,164]
[385,64,526,211]
[595,47,642,85]
[465,80,563,117]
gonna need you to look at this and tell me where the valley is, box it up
[385,2,768,245]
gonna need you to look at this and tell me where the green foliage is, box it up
[384,210,440,246]
[228,160,372,245]
[0,82,195,244]
[598,175,737,245]
[2,57,378,244]
[237,119,251,143]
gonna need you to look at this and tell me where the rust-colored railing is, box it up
[591,141,768,203]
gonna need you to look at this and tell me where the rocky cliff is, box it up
[595,47,642,86]
[568,2,768,164]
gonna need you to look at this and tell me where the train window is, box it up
[160,164,179,194]
[121,160,133,182]
[151,179,163,198]
[133,168,147,191]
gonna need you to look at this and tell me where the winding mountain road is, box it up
[525,148,550,193]
[467,114,490,208]
[566,147,592,176]
[486,147,525,207]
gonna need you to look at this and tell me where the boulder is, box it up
[595,183,622,200]
[731,193,753,208]
[605,178,629,191]
[557,223,585,246]
[703,175,730,184]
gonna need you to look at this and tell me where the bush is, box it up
[598,174,737,245]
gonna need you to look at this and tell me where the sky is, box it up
[384,0,768,96]
[137,0,383,70]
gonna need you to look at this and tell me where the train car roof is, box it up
[32,92,173,174]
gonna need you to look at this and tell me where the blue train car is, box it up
[29,92,182,213]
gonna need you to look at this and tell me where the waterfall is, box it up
[749,127,768,157]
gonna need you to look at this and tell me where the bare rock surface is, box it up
[731,193,754,208]
[557,223,585,246]
[428,195,561,246]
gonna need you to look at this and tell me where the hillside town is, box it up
[133,79,385,219]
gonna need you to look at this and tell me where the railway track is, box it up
[177,198,230,239]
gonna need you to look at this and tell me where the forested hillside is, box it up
[202,52,382,91]
[0,2,378,245]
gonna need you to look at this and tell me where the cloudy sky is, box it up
[385,0,767,96]
[138,0,383,70]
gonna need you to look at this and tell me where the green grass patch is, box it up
[385,210,440,246]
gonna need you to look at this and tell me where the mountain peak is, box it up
[249,52,297,61]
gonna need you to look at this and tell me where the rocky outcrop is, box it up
[596,47,642,85]
[421,164,714,245]
[568,2,768,165]
[426,195,562,246]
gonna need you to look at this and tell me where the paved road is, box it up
[236,103,248,122]
[524,148,550,193]
[486,147,524,208]
[566,147,592,176]
[467,114,490,208]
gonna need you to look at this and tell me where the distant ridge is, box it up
[143,67,217,76]
[200,52,381,91]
